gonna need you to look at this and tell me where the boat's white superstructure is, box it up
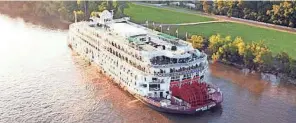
[68,10,222,114]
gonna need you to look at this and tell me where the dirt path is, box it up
[208,14,296,34]
[143,20,226,26]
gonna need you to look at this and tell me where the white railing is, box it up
[153,67,204,77]
[150,79,165,83]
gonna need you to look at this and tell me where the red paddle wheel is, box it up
[170,80,209,107]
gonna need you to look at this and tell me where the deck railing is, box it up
[153,67,204,77]
[145,97,190,111]
[151,54,207,68]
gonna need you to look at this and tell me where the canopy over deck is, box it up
[109,23,147,37]
[158,33,178,40]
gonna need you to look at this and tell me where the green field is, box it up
[124,3,296,58]
[123,3,214,24]
[176,23,296,57]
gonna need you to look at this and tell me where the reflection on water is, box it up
[0,14,295,123]
[211,63,296,105]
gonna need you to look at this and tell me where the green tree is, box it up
[243,45,256,69]
[289,60,296,78]
[267,1,296,27]
[195,1,203,11]
[58,6,68,20]
[275,52,291,74]
[260,51,274,72]
[98,1,108,12]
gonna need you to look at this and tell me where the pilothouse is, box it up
[67,10,223,114]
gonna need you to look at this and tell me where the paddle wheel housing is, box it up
[170,79,209,107]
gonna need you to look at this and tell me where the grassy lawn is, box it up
[124,3,296,58]
[166,23,296,58]
[123,3,214,24]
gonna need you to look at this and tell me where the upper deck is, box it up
[69,10,207,69]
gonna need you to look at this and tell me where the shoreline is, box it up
[215,60,296,85]
[1,9,294,85]
[0,8,71,30]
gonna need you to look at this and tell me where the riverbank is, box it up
[0,7,71,30]
[2,6,294,85]
[216,60,296,85]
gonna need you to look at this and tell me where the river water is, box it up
[0,14,295,123]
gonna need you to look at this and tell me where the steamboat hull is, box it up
[142,101,222,114]
[135,92,223,114]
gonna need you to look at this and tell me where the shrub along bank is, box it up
[187,34,296,80]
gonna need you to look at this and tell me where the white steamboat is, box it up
[67,10,222,114]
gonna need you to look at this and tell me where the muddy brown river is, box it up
[0,15,295,123]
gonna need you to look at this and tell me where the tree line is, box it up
[188,34,296,79]
[0,1,127,22]
[1,1,295,80]
[162,1,296,28]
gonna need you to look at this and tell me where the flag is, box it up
[159,25,163,32]
[111,10,114,16]
[167,26,170,31]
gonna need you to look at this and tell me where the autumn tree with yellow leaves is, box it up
[187,35,205,50]
[208,34,243,64]
[243,41,272,70]
[206,34,275,71]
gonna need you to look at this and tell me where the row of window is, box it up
[76,25,143,64]
[109,41,143,61]
[170,72,200,82]
[73,26,143,93]
[101,51,138,85]
[104,45,148,74]
[101,51,141,93]
[76,26,150,75]
[74,30,99,51]
[75,27,99,45]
